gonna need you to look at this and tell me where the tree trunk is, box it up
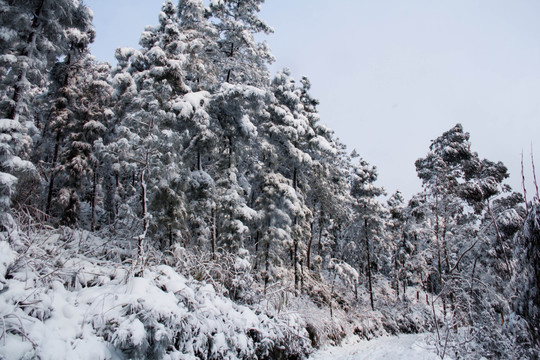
[137,166,149,272]
[307,220,314,269]
[45,131,61,215]
[254,230,260,270]
[227,136,233,169]
[264,236,270,295]
[294,231,298,291]
[225,43,234,83]
[211,206,217,259]
[394,239,400,301]
[434,196,447,316]
[487,201,512,276]
[91,167,97,231]
[316,217,324,260]
[365,217,375,311]
[293,210,299,291]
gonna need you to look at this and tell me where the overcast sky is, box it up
[87,0,540,200]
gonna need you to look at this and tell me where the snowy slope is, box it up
[309,333,444,360]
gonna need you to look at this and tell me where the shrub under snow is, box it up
[0,227,317,359]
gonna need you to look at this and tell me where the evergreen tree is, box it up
[0,0,93,226]
[414,124,525,357]
[177,0,219,91]
[110,1,190,252]
[415,124,475,321]
[38,23,101,226]
[349,157,386,310]
[209,0,274,85]
[387,190,411,300]
[300,78,350,272]
[512,202,540,356]
[208,83,269,253]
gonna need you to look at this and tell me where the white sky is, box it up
[87,0,540,200]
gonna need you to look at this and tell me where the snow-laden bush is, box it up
[168,245,257,304]
[0,225,315,359]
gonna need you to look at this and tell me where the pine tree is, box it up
[415,124,475,320]
[300,77,350,272]
[387,190,409,300]
[413,124,525,357]
[0,0,93,227]
[207,82,270,254]
[209,0,274,86]
[110,1,190,252]
[349,157,386,310]
[177,0,219,91]
[512,202,540,355]
[38,22,100,225]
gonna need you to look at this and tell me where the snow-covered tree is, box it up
[415,124,475,318]
[209,0,274,86]
[412,124,526,358]
[512,202,540,355]
[387,190,410,300]
[208,84,269,253]
[0,0,93,227]
[349,157,387,309]
[299,78,350,272]
[110,1,190,252]
[38,22,104,226]
[177,0,219,91]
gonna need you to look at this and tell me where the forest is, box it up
[0,0,539,359]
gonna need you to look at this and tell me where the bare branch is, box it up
[522,151,529,213]
[531,144,539,201]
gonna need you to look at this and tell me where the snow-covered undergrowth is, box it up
[0,221,442,360]
[0,226,317,359]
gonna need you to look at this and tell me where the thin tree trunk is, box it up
[395,252,400,301]
[307,220,314,269]
[211,206,217,259]
[45,131,61,215]
[442,208,455,323]
[316,218,324,260]
[254,230,260,270]
[264,236,270,295]
[227,136,233,169]
[294,231,298,291]
[434,195,447,317]
[138,166,149,271]
[91,167,97,231]
[168,225,173,249]
[225,43,234,83]
[365,217,375,311]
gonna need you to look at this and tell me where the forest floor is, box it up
[308,333,445,360]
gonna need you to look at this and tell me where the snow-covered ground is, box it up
[309,333,444,360]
